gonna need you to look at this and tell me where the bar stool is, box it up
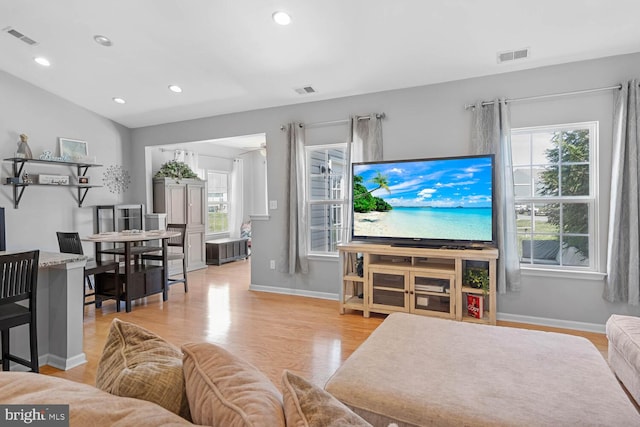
[56,232,121,311]
[0,250,40,372]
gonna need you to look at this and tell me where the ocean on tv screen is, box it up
[352,156,493,241]
[353,206,492,241]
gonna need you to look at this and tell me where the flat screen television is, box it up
[351,154,495,249]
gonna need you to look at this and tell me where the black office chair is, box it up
[142,224,188,292]
[56,232,121,311]
[0,250,40,372]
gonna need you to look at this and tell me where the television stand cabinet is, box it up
[338,242,498,325]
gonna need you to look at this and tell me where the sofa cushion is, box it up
[96,318,191,420]
[182,342,285,427]
[0,372,192,426]
[281,370,371,427]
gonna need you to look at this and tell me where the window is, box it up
[306,144,348,255]
[511,122,598,270]
[207,171,229,233]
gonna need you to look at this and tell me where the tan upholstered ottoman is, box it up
[606,314,640,405]
[326,313,640,427]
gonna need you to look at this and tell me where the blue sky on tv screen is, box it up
[353,156,493,208]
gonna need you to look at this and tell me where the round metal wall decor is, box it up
[103,165,131,194]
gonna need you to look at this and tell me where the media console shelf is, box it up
[338,242,499,325]
[3,157,102,208]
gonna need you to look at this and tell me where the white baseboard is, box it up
[4,353,86,371]
[249,284,338,301]
[497,312,605,334]
[47,353,88,371]
[246,288,605,333]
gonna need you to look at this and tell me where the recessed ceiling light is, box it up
[168,85,182,93]
[112,97,126,104]
[34,57,50,67]
[272,11,292,26]
[94,35,113,47]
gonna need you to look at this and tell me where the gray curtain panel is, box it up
[605,80,640,305]
[471,100,521,293]
[286,123,309,274]
[344,115,384,244]
[351,114,383,164]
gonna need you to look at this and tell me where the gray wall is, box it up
[131,52,640,330]
[0,70,130,256]
[4,51,639,331]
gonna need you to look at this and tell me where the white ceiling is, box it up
[1,0,639,129]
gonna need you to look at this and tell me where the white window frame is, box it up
[511,121,599,272]
[305,143,348,257]
[207,170,230,235]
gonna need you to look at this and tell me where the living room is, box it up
[2,1,640,425]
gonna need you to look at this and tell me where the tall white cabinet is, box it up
[153,178,207,271]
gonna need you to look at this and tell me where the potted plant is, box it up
[463,267,490,297]
[154,160,200,182]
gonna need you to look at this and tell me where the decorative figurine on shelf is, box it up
[16,134,33,159]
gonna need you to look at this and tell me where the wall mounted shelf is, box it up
[3,157,103,208]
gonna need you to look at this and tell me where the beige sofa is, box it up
[606,314,640,406]
[0,319,372,427]
[3,315,639,426]
[0,372,193,426]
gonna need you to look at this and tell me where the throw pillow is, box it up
[96,318,191,420]
[182,342,285,427]
[281,370,372,427]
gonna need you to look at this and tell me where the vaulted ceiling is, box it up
[1,0,639,129]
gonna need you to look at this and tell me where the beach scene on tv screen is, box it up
[353,156,493,241]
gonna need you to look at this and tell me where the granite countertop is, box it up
[0,250,87,267]
[39,251,87,267]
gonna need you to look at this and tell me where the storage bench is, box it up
[205,238,249,265]
[325,313,640,426]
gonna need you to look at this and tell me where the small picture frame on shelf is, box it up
[59,137,89,162]
[77,176,90,185]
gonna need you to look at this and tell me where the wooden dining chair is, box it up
[142,224,188,292]
[0,250,40,372]
[56,232,121,311]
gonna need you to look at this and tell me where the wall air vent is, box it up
[497,47,530,64]
[294,85,317,95]
[3,27,38,46]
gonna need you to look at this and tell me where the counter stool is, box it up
[56,232,121,311]
[0,250,40,372]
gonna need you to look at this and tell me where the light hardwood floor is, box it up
[41,258,608,389]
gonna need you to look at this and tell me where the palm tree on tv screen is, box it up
[353,172,392,213]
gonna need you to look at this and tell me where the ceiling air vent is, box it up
[3,27,38,45]
[294,85,317,95]
[497,47,530,64]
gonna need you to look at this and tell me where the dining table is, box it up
[83,229,180,312]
